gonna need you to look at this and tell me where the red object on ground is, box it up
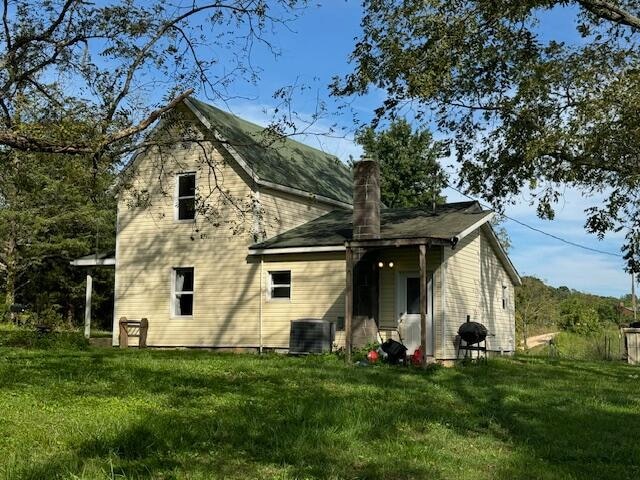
[411,347,423,365]
[367,350,379,363]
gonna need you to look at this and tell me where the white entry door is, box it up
[397,272,433,356]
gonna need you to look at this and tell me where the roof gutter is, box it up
[257,180,352,210]
[454,212,495,243]
[248,245,346,256]
[70,258,116,267]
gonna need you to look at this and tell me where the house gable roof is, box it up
[70,251,116,267]
[184,98,353,206]
[480,223,522,286]
[249,200,521,285]
[251,201,490,249]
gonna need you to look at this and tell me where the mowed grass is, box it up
[0,344,639,479]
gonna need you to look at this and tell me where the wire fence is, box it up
[541,329,624,362]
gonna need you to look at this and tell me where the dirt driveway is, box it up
[525,332,559,349]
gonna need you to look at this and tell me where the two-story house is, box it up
[110,97,520,361]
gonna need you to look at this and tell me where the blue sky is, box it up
[197,2,630,298]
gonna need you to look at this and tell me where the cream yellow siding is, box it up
[441,227,517,359]
[260,252,345,348]
[114,138,260,347]
[442,230,482,358]
[113,111,516,355]
[259,187,336,238]
[479,226,516,353]
[113,119,342,348]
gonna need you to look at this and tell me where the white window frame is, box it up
[171,267,195,318]
[175,172,196,222]
[267,270,292,302]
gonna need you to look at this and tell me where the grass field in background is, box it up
[529,326,624,361]
[1,332,639,480]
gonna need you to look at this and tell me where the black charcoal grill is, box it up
[456,316,491,360]
[458,321,488,345]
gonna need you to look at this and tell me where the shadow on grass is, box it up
[2,349,640,479]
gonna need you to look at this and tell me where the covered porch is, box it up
[250,159,502,362]
[344,239,451,366]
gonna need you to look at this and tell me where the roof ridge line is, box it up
[183,98,352,209]
[190,98,343,161]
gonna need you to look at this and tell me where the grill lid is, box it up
[458,321,488,345]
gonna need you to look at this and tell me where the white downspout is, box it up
[441,249,447,360]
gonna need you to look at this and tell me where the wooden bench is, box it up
[118,317,149,348]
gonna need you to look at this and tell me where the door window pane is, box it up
[406,277,420,314]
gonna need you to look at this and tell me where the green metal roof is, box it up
[251,201,492,249]
[187,98,353,204]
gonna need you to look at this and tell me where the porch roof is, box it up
[70,251,116,267]
[251,201,493,251]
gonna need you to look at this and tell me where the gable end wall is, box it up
[479,227,516,353]
[442,228,516,359]
[113,130,340,348]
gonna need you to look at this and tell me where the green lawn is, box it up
[1,341,639,479]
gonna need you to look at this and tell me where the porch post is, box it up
[84,272,92,339]
[345,245,353,363]
[419,244,428,367]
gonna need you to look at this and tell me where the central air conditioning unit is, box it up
[289,319,335,354]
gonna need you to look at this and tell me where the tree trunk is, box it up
[3,154,20,320]
[4,233,17,322]
[66,301,75,329]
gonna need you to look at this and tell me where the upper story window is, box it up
[502,285,507,310]
[268,271,291,300]
[176,173,196,221]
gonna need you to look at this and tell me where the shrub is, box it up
[559,298,603,335]
[351,342,381,362]
[36,305,67,329]
[0,324,88,349]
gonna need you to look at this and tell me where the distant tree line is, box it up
[516,276,627,347]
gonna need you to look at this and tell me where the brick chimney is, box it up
[352,158,380,240]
